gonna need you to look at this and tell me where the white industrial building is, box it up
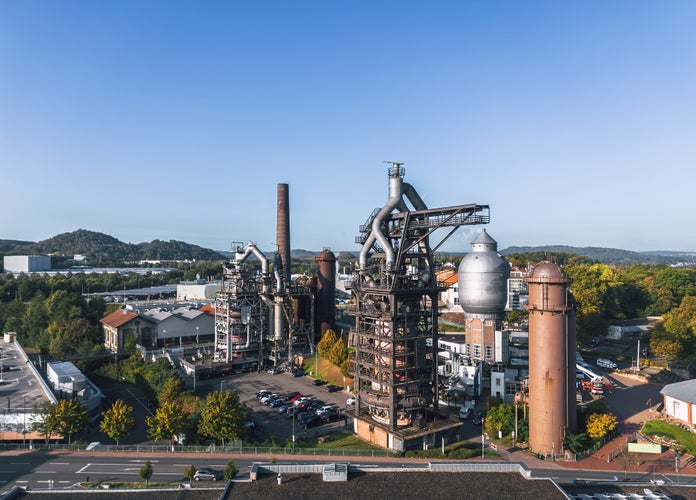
[3,255,51,273]
[176,280,221,301]
[46,361,102,415]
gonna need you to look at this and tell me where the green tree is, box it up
[146,400,189,445]
[586,412,618,440]
[52,399,88,444]
[184,464,196,484]
[566,432,589,454]
[198,390,250,446]
[317,329,338,358]
[139,460,153,486]
[484,403,514,437]
[100,399,136,445]
[31,401,59,444]
[650,334,682,368]
[223,460,237,480]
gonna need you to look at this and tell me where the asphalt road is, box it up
[3,451,696,495]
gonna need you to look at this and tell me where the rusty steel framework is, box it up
[352,163,490,431]
[214,241,314,369]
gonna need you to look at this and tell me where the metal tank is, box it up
[315,249,336,339]
[525,261,577,457]
[458,229,510,315]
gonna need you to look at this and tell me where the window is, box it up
[473,344,481,359]
[485,345,493,360]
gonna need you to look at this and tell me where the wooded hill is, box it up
[0,229,225,266]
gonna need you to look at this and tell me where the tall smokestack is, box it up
[276,183,291,283]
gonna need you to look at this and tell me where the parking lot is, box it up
[207,370,353,439]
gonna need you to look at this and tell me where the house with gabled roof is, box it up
[660,379,696,428]
[101,308,155,354]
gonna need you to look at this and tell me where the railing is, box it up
[0,442,398,457]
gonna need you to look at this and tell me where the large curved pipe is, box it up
[358,168,430,275]
[235,241,269,274]
[359,169,405,269]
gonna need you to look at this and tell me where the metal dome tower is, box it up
[458,229,509,362]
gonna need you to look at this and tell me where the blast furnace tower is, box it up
[351,162,489,450]
[525,261,577,457]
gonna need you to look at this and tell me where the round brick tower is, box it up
[525,261,577,457]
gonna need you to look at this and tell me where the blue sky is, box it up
[1,1,695,254]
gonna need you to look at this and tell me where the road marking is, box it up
[52,463,69,465]
[76,464,90,473]
[128,459,159,463]
[35,471,56,474]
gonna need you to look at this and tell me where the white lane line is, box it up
[76,464,91,473]
[52,462,69,465]
[35,471,56,474]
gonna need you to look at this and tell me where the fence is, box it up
[0,442,398,458]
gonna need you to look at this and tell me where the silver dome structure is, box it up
[458,229,510,314]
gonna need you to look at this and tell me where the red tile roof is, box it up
[199,303,216,316]
[100,308,139,328]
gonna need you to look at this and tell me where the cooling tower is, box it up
[315,248,337,338]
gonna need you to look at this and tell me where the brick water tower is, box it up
[525,261,577,458]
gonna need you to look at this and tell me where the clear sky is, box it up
[1,1,695,254]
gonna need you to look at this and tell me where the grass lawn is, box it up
[303,356,353,389]
[642,420,696,454]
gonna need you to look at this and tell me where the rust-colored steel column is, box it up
[276,183,291,283]
[315,249,337,339]
[525,262,576,457]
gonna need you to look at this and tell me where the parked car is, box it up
[346,396,356,406]
[289,393,304,402]
[472,411,484,426]
[194,468,222,481]
[321,412,342,423]
[86,442,102,451]
[269,398,286,408]
[292,370,304,378]
[313,379,324,386]
[458,406,471,420]
[301,415,323,428]
[325,384,341,392]
[256,390,270,399]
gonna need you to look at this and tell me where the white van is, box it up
[459,406,471,420]
[596,358,617,370]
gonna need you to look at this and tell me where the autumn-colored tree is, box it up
[100,399,136,445]
[52,399,89,444]
[327,337,348,366]
[146,400,189,445]
[198,390,250,447]
[139,460,153,485]
[184,464,196,484]
[317,329,338,358]
[585,412,618,440]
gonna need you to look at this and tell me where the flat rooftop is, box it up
[0,340,53,439]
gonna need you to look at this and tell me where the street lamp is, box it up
[292,412,296,454]
[196,326,199,345]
